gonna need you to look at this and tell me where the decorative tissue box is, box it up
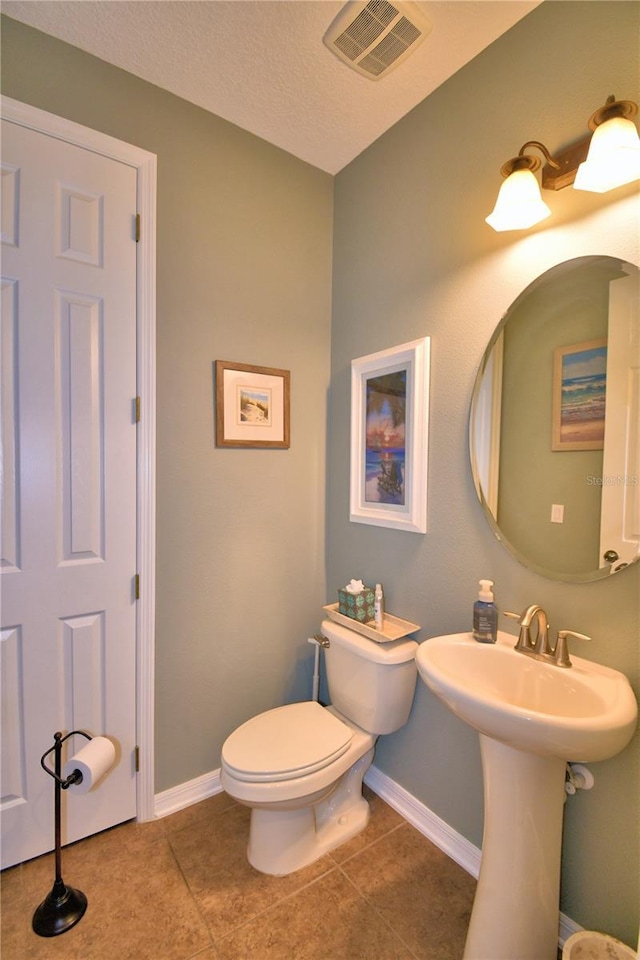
[337,586,375,623]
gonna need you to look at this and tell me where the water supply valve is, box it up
[565,763,595,795]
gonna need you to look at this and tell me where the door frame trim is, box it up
[2,96,157,822]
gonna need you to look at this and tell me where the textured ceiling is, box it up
[2,0,541,174]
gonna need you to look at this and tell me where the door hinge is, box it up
[135,746,140,773]
[135,396,141,423]
[134,573,140,599]
[135,213,141,242]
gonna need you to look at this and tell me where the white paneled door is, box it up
[600,268,640,570]
[1,119,138,868]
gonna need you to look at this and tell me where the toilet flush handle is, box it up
[313,634,330,648]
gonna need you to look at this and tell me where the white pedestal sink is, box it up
[416,631,638,960]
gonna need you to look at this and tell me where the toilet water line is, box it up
[307,637,321,701]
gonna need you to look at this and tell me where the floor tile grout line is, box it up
[209,860,341,947]
[162,805,350,947]
[163,829,218,956]
[197,812,408,946]
[186,942,223,960]
[331,818,407,869]
[335,861,423,960]
[164,799,413,952]
[162,799,241,843]
[163,809,350,945]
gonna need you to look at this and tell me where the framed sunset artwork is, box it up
[350,338,430,533]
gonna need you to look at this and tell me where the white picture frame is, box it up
[350,337,430,533]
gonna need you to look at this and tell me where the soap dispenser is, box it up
[473,580,497,643]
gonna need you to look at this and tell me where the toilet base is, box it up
[247,747,375,875]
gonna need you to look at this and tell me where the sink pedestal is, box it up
[416,631,638,958]
[464,735,566,960]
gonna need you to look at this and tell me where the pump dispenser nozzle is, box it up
[478,580,494,602]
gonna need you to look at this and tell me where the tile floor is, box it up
[1,787,476,960]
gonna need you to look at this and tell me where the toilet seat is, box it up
[221,701,353,783]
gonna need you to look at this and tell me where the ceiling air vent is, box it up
[323,0,432,80]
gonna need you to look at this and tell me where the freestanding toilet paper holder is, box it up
[32,730,92,937]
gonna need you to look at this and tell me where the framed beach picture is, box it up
[551,338,607,451]
[215,360,290,448]
[350,338,430,533]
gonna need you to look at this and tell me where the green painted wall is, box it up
[329,1,639,946]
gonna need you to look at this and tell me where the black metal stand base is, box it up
[32,878,87,937]
[32,732,93,938]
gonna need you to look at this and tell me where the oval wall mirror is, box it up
[470,255,639,582]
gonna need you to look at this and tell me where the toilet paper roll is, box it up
[63,736,116,793]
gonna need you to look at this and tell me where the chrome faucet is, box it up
[504,604,549,655]
[504,606,590,668]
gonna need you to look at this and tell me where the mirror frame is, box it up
[469,255,639,583]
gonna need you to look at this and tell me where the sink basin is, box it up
[416,631,638,761]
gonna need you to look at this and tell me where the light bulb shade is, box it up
[485,168,551,232]
[574,116,640,192]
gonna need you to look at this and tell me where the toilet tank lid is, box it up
[321,619,418,664]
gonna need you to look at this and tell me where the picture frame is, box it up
[350,337,430,533]
[215,360,290,448]
[551,338,607,451]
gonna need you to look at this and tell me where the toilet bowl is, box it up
[221,702,376,874]
[220,619,418,875]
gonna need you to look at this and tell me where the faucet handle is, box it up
[554,630,591,668]
[503,611,531,651]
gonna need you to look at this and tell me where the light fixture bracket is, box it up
[500,141,558,179]
[541,135,591,191]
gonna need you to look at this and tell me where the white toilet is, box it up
[220,618,418,875]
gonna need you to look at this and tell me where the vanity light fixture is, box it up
[486,95,640,232]
[574,96,640,192]
[485,142,559,232]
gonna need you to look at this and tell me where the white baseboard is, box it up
[154,768,223,819]
[153,763,580,944]
[363,764,482,877]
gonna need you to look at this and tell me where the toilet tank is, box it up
[321,619,418,735]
